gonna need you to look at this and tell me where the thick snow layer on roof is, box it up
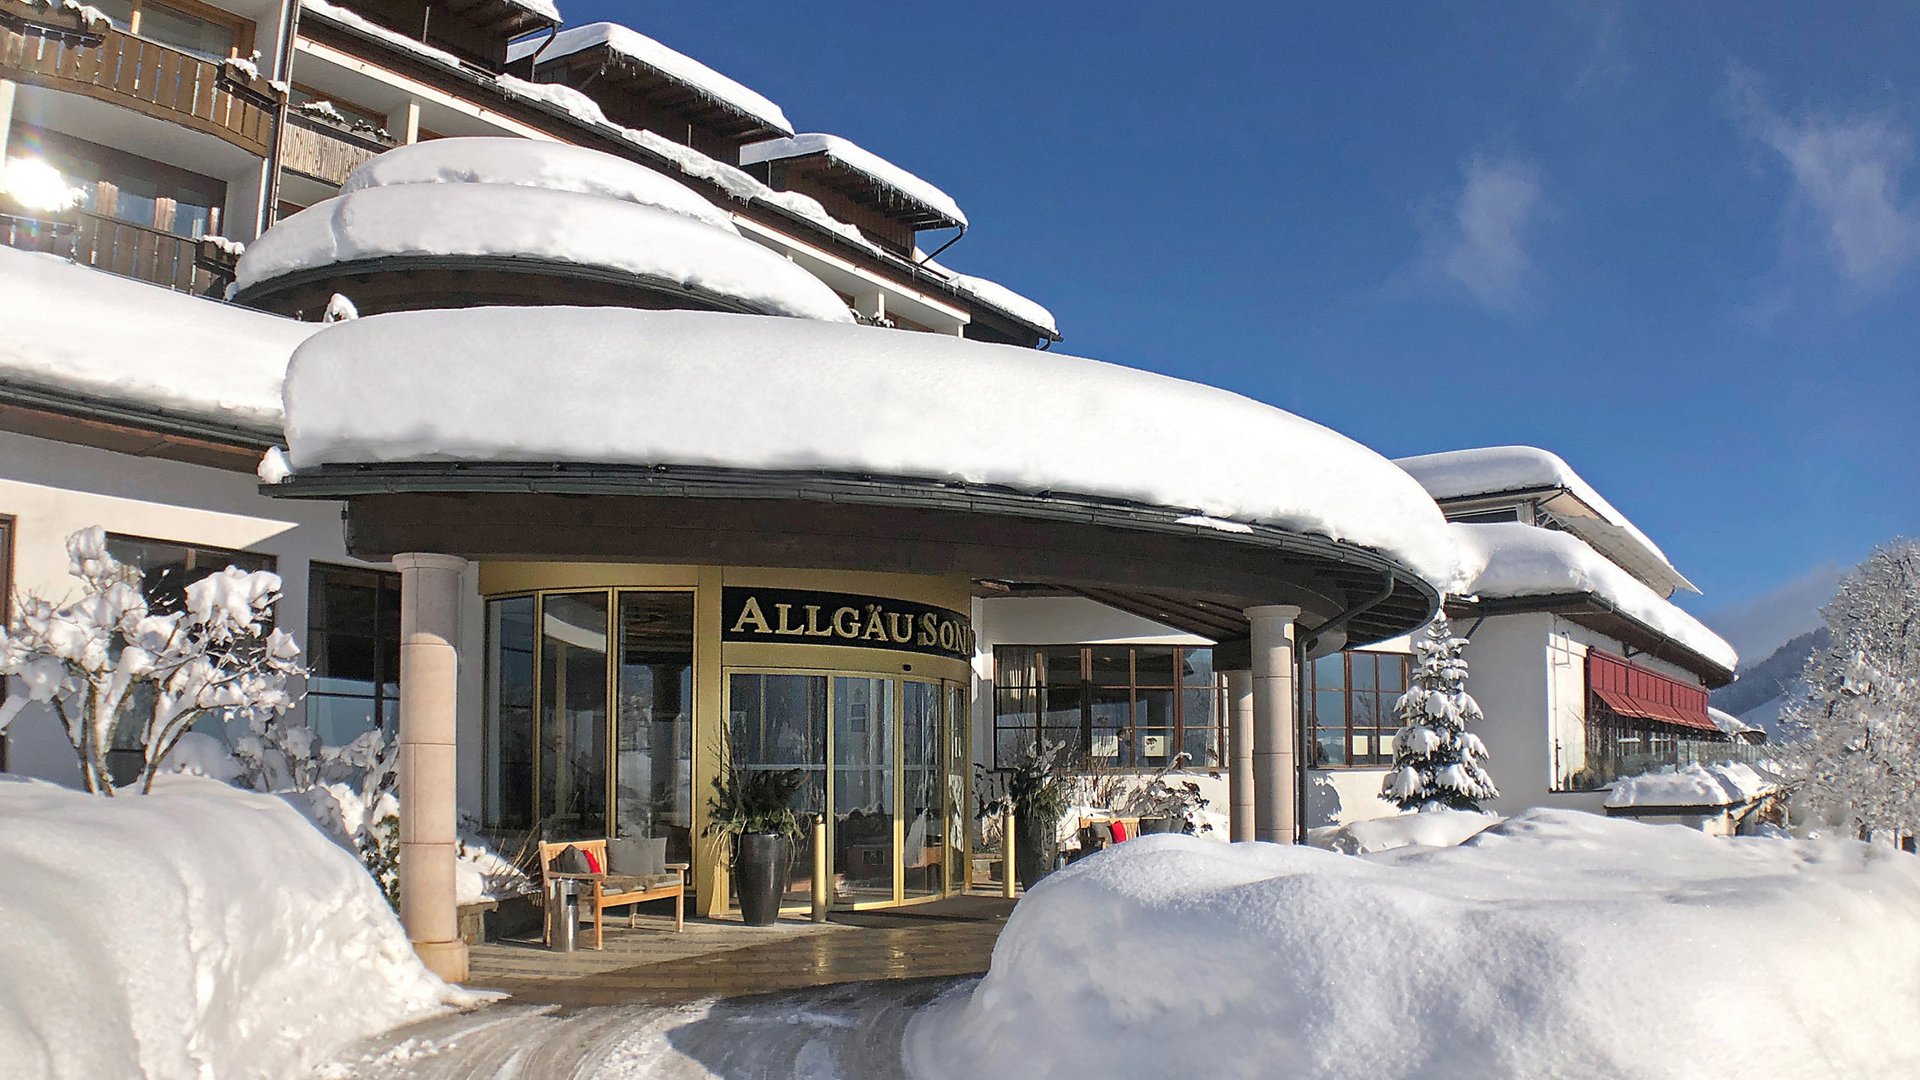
[742,133,967,228]
[282,308,1458,587]
[337,137,735,232]
[234,183,852,322]
[1398,445,1695,596]
[501,0,559,22]
[1453,521,1737,673]
[0,247,315,430]
[1709,705,1760,737]
[923,257,1057,336]
[507,23,792,136]
[1605,762,1780,808]
[0,776,465,1077]
[906,810,1920,1078]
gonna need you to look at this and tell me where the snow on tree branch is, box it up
[0,527,304,794]
[1382,613,1500,813]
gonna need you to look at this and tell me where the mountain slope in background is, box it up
[1710,627,1825,741]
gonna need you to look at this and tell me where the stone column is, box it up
[1247,605,1301,844]
[1224,669,1254,842]
[394,552,469,983]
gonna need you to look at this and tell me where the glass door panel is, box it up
[902,681,942,899]
[833,675,895,906]
[945,682,969,893]
[539,593,609,837]
[614,592,695,865]
[484,597,535,830]
[728,672,827,905]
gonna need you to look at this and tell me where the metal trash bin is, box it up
[546,877,580,952]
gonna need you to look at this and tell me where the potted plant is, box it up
[979,740,1074,889]
[1127,753,1214,836]
[706,766,805,926]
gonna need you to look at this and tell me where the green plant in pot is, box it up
[707,766,805,926]
[978,740,1074,889]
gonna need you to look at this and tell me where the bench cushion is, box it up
[608,835,667,876]
[601,872,683,894]
[551,845,591,875]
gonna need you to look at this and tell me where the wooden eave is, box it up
[770,151,963,230]
[1446,592,1735,689]
[543,47,787,142]
[437,0,555,41]
[0,388,274,472]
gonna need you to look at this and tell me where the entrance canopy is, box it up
[268,307,1457,647]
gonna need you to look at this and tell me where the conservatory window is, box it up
[305,564,401,746]
[1304,650,1410,768]
[991,644,1223,769]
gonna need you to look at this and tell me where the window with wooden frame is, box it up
[992,644,1223,770]
[1304,650,1411,768]
[20,127,226,238]
[86,0,254,61]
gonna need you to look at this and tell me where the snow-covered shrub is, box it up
[0,527,302,795]
[1381,615,1499,812]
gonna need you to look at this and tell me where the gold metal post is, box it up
[811,816,829,922]
[1002,808,1017,899]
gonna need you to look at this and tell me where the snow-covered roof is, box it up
[0,247,316,434]
[741,134,967,229]
[1708,706,1760,738]
[507,23,792,137]
[279,308,1459,589]
[1452,521,1737,675]
[336,137,736,233]
[921,257,1058,337]
[501,0,560,22]
[1604,762,1779,809]
[235,166,853,323]
[302,1,469,69]
[1397,446,1697,598]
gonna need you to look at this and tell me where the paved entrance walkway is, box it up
[319,895,1012,1078]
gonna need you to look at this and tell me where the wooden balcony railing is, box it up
[283,113,394,187]
[3,208,237,295]
[0,1,284,157]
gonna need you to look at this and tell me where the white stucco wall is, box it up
[0,429,487,806]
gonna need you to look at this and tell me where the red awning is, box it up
[1588,651,1717,732]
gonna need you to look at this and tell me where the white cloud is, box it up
[1424,155,1543,310]
[1729,66,1920,294]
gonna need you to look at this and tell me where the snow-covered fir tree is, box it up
[1382,614,1500,812]
[1782,539,1920,842]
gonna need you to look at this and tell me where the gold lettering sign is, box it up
[722,587,973,661]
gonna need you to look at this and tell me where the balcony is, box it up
[0,1,284,157]
[282,111,396,187]
[2,208,238,295]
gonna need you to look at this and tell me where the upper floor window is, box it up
[88,0,251,62]
[19,127,225,238]
[306,564,402,746]
[992,644,1222,770]
[1304,650,1411,768]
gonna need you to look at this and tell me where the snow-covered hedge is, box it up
[0,775,469,1078]
[907,809,1920,1078]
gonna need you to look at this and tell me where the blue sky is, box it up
[567,2,1919,618]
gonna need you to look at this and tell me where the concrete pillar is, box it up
[1247,605,1301,844]
[394,552,469,983]
[0,79,16,162]
[853,291,885,324]
[1224,669,1254,842]
[398,100,422,145]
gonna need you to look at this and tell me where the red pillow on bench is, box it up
[1110,820,1128,843]
[583,848,602,874]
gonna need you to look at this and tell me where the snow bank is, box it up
[0,247,316,431]
[1308,808,1499,854]
[1452,522,1737,673]
[281,307,1459,589]
[907,810,1920,1079]
[1606,762,1780,809]
[1397,445,1694,596]
[0,775,464,1079]
[743,133,967,228]
[234,182,853,322]
[338,137,736,232]
[508,22,792,136]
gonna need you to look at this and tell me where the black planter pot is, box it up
[734,832,790,926]
[1014,815,1057,889]
[1137,816,1181,835]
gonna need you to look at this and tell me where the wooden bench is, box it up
[538,839,688,949]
